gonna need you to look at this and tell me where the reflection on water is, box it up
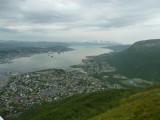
[0,46,111,80]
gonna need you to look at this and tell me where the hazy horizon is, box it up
[1,0,160,44]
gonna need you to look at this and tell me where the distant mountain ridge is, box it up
[0,40,120,48]
[68,41,120,46]
[0,41,70,49]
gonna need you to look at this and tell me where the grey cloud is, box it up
[0,0,160,42]
[0,28,18,33]
[76,0,160,29]
[23,11,78,24]
[1,0,160,27]
[0,0,20,15]
[0,0,80,25]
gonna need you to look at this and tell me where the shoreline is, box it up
[0,47,73,86]
[0,51,108,88]
[0,47,73,64]
[0,47,110,88]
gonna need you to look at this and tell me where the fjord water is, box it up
[0,46,111,74]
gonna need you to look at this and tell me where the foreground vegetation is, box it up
[9,89,135,120]
[90,84,160,120]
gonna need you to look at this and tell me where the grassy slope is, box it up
[90,84,160,120]
[9,89,135,120]
[107,41,160,82]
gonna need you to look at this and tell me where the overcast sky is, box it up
[0,0,160,43]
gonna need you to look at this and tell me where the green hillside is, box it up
[9,89,135,120]
[107,39,160,82]
[105,44,131,52]
[90,84,160,120]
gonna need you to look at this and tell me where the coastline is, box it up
[0,47,73,64]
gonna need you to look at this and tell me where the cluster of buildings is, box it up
[80,54,116,74]
[0,68,118,118]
